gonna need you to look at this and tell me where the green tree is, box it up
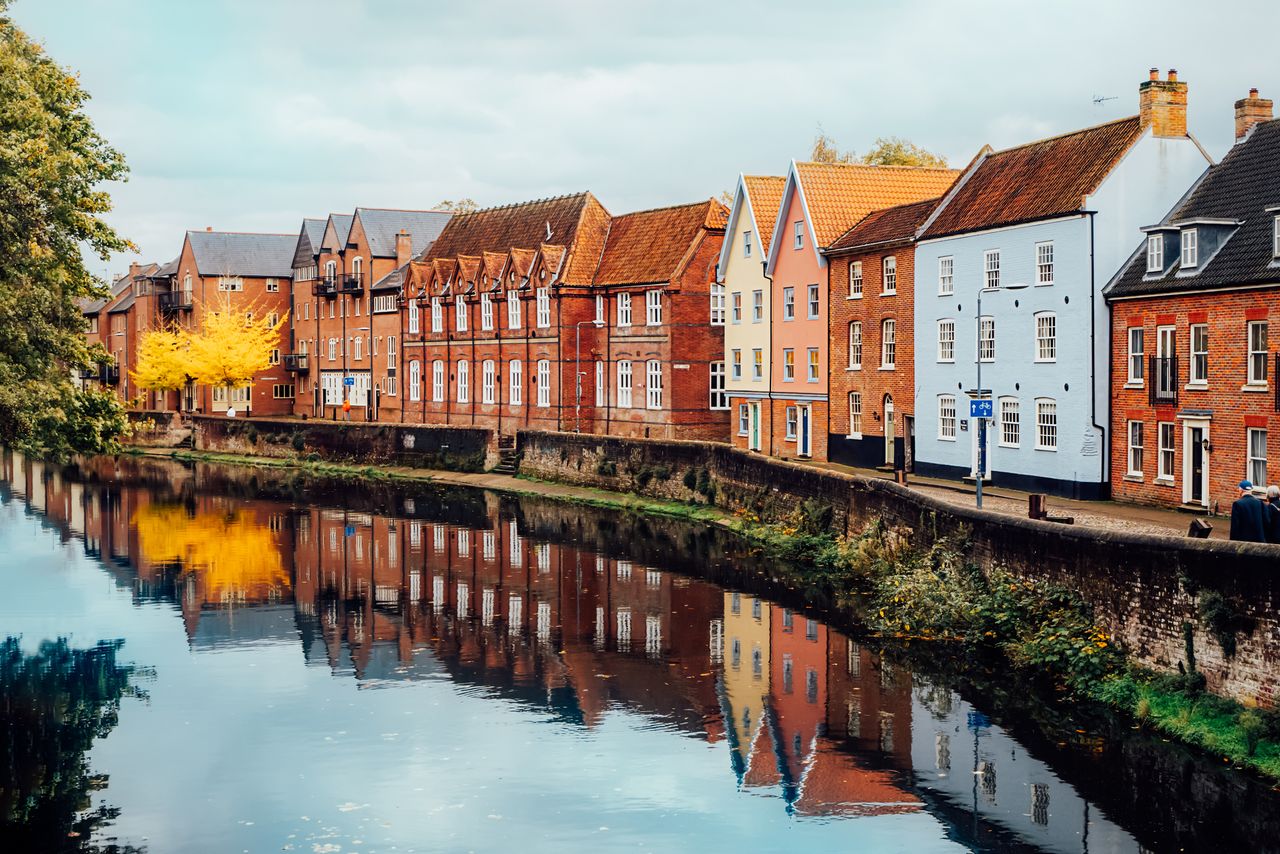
[0,0,131,458]
[435,198,479,214]
[809,127,857,164]
[809,129,948,168]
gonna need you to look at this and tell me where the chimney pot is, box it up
[206,226,213,232]
[1149,67,1159,80]
[1139,68,1188,138]
[1168,68,1178,82]
[1251,87,1260,98]
[1235,87,1274,142]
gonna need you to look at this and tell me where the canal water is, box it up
[3,453,1279,853]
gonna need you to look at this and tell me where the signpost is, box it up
[969,399,992,420]
[970,397,991,508]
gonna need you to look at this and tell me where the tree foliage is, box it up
[146,295,287,395]
[809,129,948,168]
[435,198,479,214]
[0,1,132,457]
[129,325,187,395]
[809,128,857,164]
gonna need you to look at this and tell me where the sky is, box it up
[13,0,1280,280]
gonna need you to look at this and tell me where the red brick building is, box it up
[1105,95,1279,511]
[79,264,156,404]
[825,197,941,470]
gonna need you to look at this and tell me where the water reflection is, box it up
[4,450,1279,853]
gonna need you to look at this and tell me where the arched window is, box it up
[325,260,336,281]
[351,256,362,282]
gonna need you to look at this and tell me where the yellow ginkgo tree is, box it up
[130,325,190,407]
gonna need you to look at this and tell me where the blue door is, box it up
[799,405,811,457]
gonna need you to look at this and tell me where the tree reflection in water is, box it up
[0,637,146,853]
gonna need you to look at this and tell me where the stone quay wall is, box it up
[517,429,1280,708]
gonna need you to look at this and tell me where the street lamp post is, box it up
[974,283,1027,509]
[575,318,605,433]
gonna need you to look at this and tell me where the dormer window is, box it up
[1181,228,1198,268]
[1146,234,1164,272]
[1274,215,1280,258]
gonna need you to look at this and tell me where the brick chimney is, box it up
[128,261,141,279]
[395,229,412,267]
[1235,87,1273,141]
[1139,68,1188,138]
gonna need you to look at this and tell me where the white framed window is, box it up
[536,359,550,407]
[738,403,750,435]
[408,360,421,401]
[482,359,496,404]
[849,321,863,369]
[456,360,469,403]
[431,297,442,332]
[807,284,820,318]
[1249,320,1269,385]
[979,316,995,362]
[1127,421,1144,476]
[999,397,1020,447]
[785,406,798,439]
[509,360,522,405]
[782,348,795,381]
[710,361,728,409]
[793,221,804,250]
[328,338,337,361]
[353,337,363,361]
[1036,242,1054,285]
[731,349,742,380]
[806,347,819,382]
[1250,428,1269,487]
[645,360,662,409]
[645,290,662,326]
[849,261,863,298]
[743,230,753,257]
[1190,324,1208,384]
[454,294,468,331]
[1035,398,1058,450]
[937,319,955,363]
[1159,422,1176,480]
[536,287,551,328]
[408,297,420,333]
[882,256,897,294]
[1128,327,1145,384]
[217,276,243,292]
[1274,216,1280,258]
[269,347,281,365]
[1181,228,1198,268]
[617,360,633,408]
[939,395,957,440]
[782,287,795,320]
[432,360,444,401]
[984,249,1000,289]
[710,283,725,325]
[731,292,742,323]
[881,319,896,368]
[387,336,396,371]
[752,290,763,323]
[1035,312,1057,362]
[752,348,763,381]
[848,392,862,438]
[594,293,605,324]
[507,290,521,329]
[617,292,632,327]
[1147,234,1165,273]
[266,278,279,293]
[938,256,954,295]
[595,360,604,407]
[480,293,493,330]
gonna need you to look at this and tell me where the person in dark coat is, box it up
[1230,480,1269,543]
[1266,484,1280,544]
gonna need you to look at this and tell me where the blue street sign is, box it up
[969,399,993,419]
[343,376,355,387]
[344,525,355,537]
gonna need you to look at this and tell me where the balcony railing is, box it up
[102,365,120,385]
[338,272,364,295]
[1149,355,1177,405]
[312,277,338,298]
[78,366,99,380]
[283,354,309,374]
[158,290,193,313]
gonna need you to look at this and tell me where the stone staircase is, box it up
[491,435,519,475]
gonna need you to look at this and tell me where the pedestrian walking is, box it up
[1230,480,1269,543]
[1266,485,1280,544]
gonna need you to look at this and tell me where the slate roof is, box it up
[742,175,786,255]
[593,199,727,287]
[828,196,942,253]
[328,213,354,249]
[293,217,327,268]
[150,257,178,278]
[187,230,297,278]
[355,208,453,257]
[108,292,135,314]
[793,162,959,248]
[923,116,1146,239]
[1108,118,1280,299]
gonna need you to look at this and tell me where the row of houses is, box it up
[84,69,1280,511]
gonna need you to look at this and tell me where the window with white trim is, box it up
[507,290,521,329]
[536,287,550,328]
[645,360,662,409]
[431,297,442,332]
[456,360,469,403]
[387,336,396,371]
[785,406,797,438]
[1035,312,1057,362]
[807,284,820,318]
[938,256,954,295]
[454,294,467,331]
[1274,216,1280,258]
[710,283,725,325]
[752,290,763,323]
[218,276,243,292]
[266,278,279,292]
[939,396,956,440]
[743,230,753,257]
[1036,242,1054,285]
[849,261,863,298]
[269,348,281,365]
[408,298,419,333]
[352,337,363,361]
[617,292,632,327]
[782,287,795,320]
[1128,327,1145,384]
[595,360,604,407]
[710,361,727,409]
[999,397,1019,447]
[508,360,522,405]
[432,360,444,401]
[595,293,604,324]
[738,403,750,435]
[408,360,421,401]
[984,249,1000,289]
[480,293,493,330]
[536,359,550,407]
[752,348,763,381]
[1158,422,1176,480]
[782,348,795,381]
[617,360,633,408]
[1147,234,1164,273]
[1190,324,1208,384]
[328,338,337,361]
[1181,228,1198,268]
[731,292,742,323]
[731,349,742,380]
[1036,398,1058,450]
[937,319,955,363]
[646,290,662,326]
[482,359,495,404]
[1249,320,1268,385]
[1250,428,1268,486]
[793,221,804,249]
[849,321,862,369]
[848,392,862,438]
[883,256,897,294]
[1127,421,1144,476]
[881,319,896,368]
[979,316,995,362]
[807,347,819,382]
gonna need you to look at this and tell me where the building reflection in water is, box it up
[1,450,1140,851]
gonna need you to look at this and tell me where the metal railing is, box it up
[1149,355,1177,405]
[312,277,338,297]
[158,290,193,312]
[102,365,120,385]
[338,272,364,294]
[283,354,309,373]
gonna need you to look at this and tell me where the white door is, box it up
[883,396,895,466]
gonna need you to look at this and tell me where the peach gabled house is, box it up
[764,161,959,461]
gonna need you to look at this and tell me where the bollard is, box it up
[1187,518,1213,539]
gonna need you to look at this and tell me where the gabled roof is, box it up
[321,213,354,253]
[150,257,178,278]
[923,116,1146,239]
[593,199,727,287]
[828,196,942,253]
[293,217,327,268]
[354,208,453,258]
[743,175,786,255]
[1107,118,1280,299]
[187,231,296,278]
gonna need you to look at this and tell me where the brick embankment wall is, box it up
[125,410,190,448]
[517,430,1280,708]
[194,416,497,472]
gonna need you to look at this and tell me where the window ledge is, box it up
[1035,282,1054,288]
[1154,476,1176,486]
[1123,473,1144,483]
[846,367,862,372]
[848,433,862,440]
[1123,382,1144,390]
[881,292,897,298]
[1242,384,1270,393]
[1185,382,1208,391]
[938,436,957,442]
[846,295,863,301]
[1033,359,1057,365]
[877,366,897,372]
[1035,447,1058,453]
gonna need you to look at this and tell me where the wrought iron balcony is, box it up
[338,272,364,295]
[283,354,309,374]
[1149,355,1177,405]
[78,366,99,380]
[102,365,120,385]
[158,290,193,313]
[312,276,338,298]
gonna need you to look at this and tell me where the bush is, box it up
[682,468,698,491]
[596,459,617,477]
[1240,710,1265,756]
[291,432,306,452]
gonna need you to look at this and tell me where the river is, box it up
[2,451,1278,853]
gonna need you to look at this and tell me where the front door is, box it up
[799,405,811,458]
[883,396,895,466]
[1186,426,1206,505]
[749,403,761,451]
[904,416,915,473]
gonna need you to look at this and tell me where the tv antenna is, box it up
[1092,94,1118,106]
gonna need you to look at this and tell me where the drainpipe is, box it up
[764,260,775,457]
[1088,211,1108,498]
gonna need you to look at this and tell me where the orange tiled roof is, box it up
[456,255,481,290]
[793,162,960,248]
[923,115,1145,238]
[592,199,727,287]
[828,196,942,253]
[536,244,567,280]
[796,739,921,817]
[742,175,786,255]
[508,247,536,281]
[565,195,612,285]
